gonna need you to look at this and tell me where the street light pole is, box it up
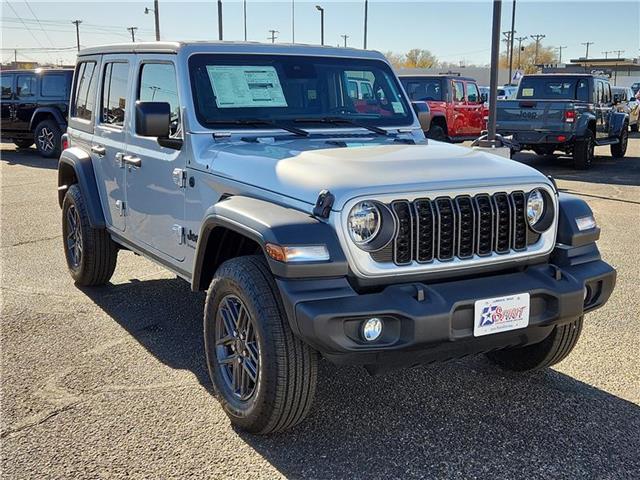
[153,0,160,41]
[71,20,82,52]
[487,0,502,144]
[244,0,247,41]
[508,0,516,84]
[341,34,349,47]
[291,0,295,43]
[363,0,368,49]
[315,5,324,46]
[218,0,223,41]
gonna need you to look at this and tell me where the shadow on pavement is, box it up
[83,276,640,478]
[512,131,640,188]
[0,147,58,170]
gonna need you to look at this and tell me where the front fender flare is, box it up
[58,147,105,228]
[192,196,348,289]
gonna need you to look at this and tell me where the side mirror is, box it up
[411,101,431,133]
[480,93,488,103]
[612,94,621,105]
[135,101,171,137]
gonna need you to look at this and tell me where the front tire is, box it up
[611,123,628,158]
[35,119,62,158]
[62,185,118,286]
[573,130,595,170]
[631,122,639,133]
[426,124,447,142]
[485,317,583,371]
[204,255,318,434]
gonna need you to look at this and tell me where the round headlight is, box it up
[527,189,545,227]
[348,201,381,245]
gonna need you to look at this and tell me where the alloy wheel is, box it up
[37,127,55,152]
[215,295,259,401]
[66,204,83,268]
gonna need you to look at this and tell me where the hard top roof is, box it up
[398,73,478,83]
[0,68,73,74]
[78,41,387,60]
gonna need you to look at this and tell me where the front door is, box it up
[464,82,484,136]
[451,80,466,137]
[14,73,37,132]
[92,56,131,232]
[594,79,612,140]
[125,57,186,261]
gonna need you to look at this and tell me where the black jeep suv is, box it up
[1,68,73,158]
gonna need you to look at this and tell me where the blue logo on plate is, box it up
[479,305,498,326]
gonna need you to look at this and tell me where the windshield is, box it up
[517,76,590,101]
[189,54,412,129]
[400,78,443,102]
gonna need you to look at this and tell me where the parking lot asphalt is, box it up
[1,137,639,479]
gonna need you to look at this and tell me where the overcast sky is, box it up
[1,0,638,66]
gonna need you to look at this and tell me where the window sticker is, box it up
[521,88,534,97]
[391,101,405,114]
[206,66,288,108]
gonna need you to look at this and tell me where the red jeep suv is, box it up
[399,74,487,142]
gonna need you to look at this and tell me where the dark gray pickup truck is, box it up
[496,74,629,169]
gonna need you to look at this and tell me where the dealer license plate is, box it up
[473,293,530,337]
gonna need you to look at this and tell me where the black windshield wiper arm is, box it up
[207,119,309,137]
[293,117,390,136]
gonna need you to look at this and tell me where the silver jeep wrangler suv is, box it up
[58,42,616,434]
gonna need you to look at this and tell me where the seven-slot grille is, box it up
[379,192,528,265]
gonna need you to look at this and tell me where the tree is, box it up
[383,51,406,69]
[502,41,558,74]
[404,48,437,68]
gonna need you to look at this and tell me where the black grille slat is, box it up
[474,194,494,256]
[455,196,475,259]
[511,191,527,250]
[493,193,512,253]
[369,190,540,265]
[414,199,435,262]
[435,198,455,261]
[391,201,413,265]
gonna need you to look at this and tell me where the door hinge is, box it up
[172,168,187,188]
[115,200,126,216]
[172,224,185,245]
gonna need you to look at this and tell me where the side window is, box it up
[576,79,589,102]
[453,81,465,102]
[72,61,98,121]
[466,83,479,103]
[16,75,36,97]
[603,83,611,104]
[347,80,358,99]
[138,62,180,136]
[41,74,68,97]
[1,74,13,99]
[361,82,374,100]
[101,62,130,127]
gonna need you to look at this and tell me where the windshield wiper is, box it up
[293,117,391,136]
[206,119,309,137]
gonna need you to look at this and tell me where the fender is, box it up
[555,192,600,247]
[57,147,105,228]
[608,110,628,138]
[574,110,596,137]
[30,107,67,131]
[192,196,348,289]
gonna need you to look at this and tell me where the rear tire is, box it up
[485,317,583,371]
[572,130,595,170]
[35,119,62,158]
[533,146,556,157]
[611,123,628,158]
[14,139,34,149]
[631,122,639,133]
[204,255,318,434]
[62,185,118,286]
[426,124,447,142]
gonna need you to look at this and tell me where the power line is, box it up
[4,1,53,62]
[23,0,56,48]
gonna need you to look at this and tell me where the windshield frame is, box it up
[187,53,414,132]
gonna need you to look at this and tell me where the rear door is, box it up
[451,79,466,137]
[1,73,15,133]
[14,73,37,131]
[124,55,186,261]
[594,79,612,139]
[92,55,132,232]
[464,81,484,136]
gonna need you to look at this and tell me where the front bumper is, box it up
[276,255,615,371]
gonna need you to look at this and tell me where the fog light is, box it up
[362,317,383,342]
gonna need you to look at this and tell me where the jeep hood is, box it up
[194,137,549,211]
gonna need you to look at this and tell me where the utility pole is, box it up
[581,41,594,59]
[530,34,545,65]
[515,36,527,68]
[612,49,624,59]
[144,2,160,40]
[508,0,517,84]
[315,5,324,46]
[127,26,138,42]
[218,0,223,40]
[14,49,17,65]
[557,45,567,63]
[601,51,612,59]
[486,0,502,145]
[243,0,247,41]
[502,30,514,81]
[291,0,295,43]
[341,34,349,47]
[268,30,278,43]
[71,20,82,52]
[363,0,368,49]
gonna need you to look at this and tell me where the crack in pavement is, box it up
[2,235,62,249]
